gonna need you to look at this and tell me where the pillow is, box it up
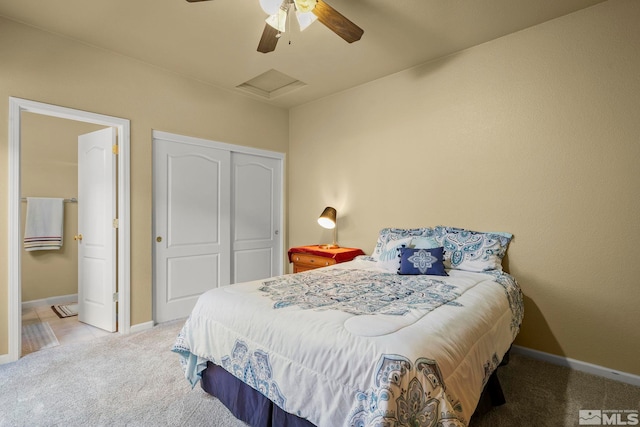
[371,228,436,260]
[433,226,512,272]
[399,247,448,276]
[410,236,440,249]
[375,237,412,273]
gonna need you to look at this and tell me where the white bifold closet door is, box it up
[153,134,282,323]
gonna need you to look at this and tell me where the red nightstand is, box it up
[288,245,365,273]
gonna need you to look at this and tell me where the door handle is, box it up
[156,236,162,242]
[74,234,83,241]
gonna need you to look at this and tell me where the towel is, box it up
[24,197,64,251]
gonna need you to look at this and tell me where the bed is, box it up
[173,226,524,427]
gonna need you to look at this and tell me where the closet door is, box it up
[231,153,282,283]
[153,138,231,323]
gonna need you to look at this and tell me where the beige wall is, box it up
[0,18,289,354]
[289,0,640,375]
[20,113,105,302]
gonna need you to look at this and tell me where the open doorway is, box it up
[20,114,109,355]
[7,97,131,362]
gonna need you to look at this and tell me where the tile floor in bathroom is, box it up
[22,304,113,356]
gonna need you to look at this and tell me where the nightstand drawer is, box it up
[291,253,336,269]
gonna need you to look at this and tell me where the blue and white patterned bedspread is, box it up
[173,258,523,427]
[260,268,463,315]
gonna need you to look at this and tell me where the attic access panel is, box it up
[236,69,306,99]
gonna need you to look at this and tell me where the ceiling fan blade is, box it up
[185,0,212,2]
[312,0,363,43]
[257,24,280,53]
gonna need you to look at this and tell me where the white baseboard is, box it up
[22,294,78,309]
[129,321,155,334]
[0,353,13,365]
[511,345,640,387]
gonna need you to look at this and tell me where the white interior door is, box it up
[77,128,117,332]
[153,138,231,323]
[231,153,282,283]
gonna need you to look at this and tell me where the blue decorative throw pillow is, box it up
[399,247,448,276]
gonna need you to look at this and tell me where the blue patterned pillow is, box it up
[371,228,436,260]
[399,247,448,276]
[410,236,440,249]
[433,226,512,272]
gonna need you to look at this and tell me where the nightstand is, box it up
[288,245,365,273]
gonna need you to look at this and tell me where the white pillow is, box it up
[375,237,412,273]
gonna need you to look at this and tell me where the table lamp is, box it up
[317,206,339,249]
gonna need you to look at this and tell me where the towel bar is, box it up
[21,197,78,203]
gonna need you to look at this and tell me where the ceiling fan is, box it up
[186,0,364,54]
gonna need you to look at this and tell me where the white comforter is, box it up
[173,258,523,427]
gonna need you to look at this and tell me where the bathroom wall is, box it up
[20,112,105,302]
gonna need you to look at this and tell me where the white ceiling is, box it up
[0,0,607,109]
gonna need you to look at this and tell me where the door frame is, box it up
[151,130,285,322]
[5,97,131,363]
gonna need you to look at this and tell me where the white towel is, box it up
[24,197,64,251]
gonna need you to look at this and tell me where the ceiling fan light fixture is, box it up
[266,8,288,32]
[296,11,317,31]
[256,0,363,53]
[259,0,283,15]
[293,0,317,14]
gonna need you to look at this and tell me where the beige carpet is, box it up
[2,320,638,426]
[470,353,640,427]
[2,320,245,427]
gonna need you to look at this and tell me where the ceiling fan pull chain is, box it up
[287,3,292,45]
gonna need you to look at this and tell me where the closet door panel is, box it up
[167,154,221,246]
[233,248,272,284]
[153,138,231,323]
[231,153,282,284]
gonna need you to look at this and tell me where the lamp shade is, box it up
[296,10,318,31]
[265,8,288,32]
[259,0,283,15]
[317,206,336,229]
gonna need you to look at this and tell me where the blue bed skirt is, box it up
[201,361,315,427]
[200,359,506,426]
